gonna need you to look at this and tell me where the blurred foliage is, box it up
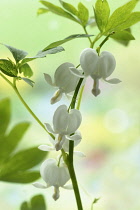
[0,98,48,183]
[20,194,47,210]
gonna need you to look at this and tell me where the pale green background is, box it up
[0,0,140,209]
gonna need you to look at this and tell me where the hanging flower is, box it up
[33,158,71,201]
[44,105,82,151]
[44,62,79,104]
[70,48,121,96]
[38,130,85,157]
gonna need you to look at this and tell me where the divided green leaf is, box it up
[21,77,35,87]
[77,2,89,26]
[21,202,29,210]
[111,30,135,41]
[0,59,18,77]
[0,122,30,164]
[37,8,49,16]
[59,0,78,16]
[19,63,33,78]
[40,1,79,23]
[1,171,41,183]
[21,195,46,210]
[2,44,28,63]
[105,0,139,32]
[43,34,93,51]
[94,0,110,32]
[20,46,64,65]
[0,98,47,183]
[0,98,10,138]
[113,12,140,32]
[31,195,46,210]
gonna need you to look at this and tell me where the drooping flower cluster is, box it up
[34,48,121,201]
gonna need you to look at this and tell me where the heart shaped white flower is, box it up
[70,48,121,96]
[45,105,82,151]
[33,158,71,201]
[44,62,79,104]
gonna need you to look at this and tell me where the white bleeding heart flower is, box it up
[33,158,71,201]
[70,48,121,96]
[44,62,79,104]
[44,105,82,151]
[38,130,85,157]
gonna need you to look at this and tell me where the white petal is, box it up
[53,105,69,134]
[62,184,73,190]
[104,78,121,84]
[74,151,86,157]
[54,62,79,93]
[50,89,63,104]
[40,158,70,187]
[33,182,47,189]
[45,123,55,134]
[67,134,82,141]
[80,48,98,76]
[69,67,84,78]
[66,109,82,134]
[63,133,81,152]
[38,145,55,151]
[98,51,116,78]
[40,159,57,184]
[44,73,54,86]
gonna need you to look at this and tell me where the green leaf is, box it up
[77,2,89,26]
[111,30,135,40]
[0,98,10,138]
[21,202,29,210]
[59,0,78,16]
[0,59,18,77]
[0,122,30,164]
[0,147,47,178]
[43,34,94,51]
[19,63,33,78]
[3,44,28,63]
[21,77,35,87]
[94,0,110,32]
[105,0,139,32]
[111,28,135,46]
[37,8,49,16]
[40,1,79,23]
[114,12,140,31]
[20,195,46,210]
[31,195,46,210]
[20,46,64,65]
[0,98,48,184]
[1,171,40,183]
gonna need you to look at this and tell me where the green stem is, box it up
[69,78,84,111]
[76,85,84,110]
[96,31,115,55]
[68,141,83,210]
[83,26,92,47]
[91,32,102,48]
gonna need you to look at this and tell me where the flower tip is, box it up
[92,88,101,97]
[55,142,62,151]
[52,187,60,201]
